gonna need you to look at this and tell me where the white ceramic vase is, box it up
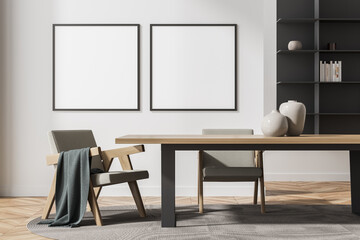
[261,110,288,137]
[279,100,306,136]
[288,40,302,50]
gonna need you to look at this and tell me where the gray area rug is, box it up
[27,204,360,240]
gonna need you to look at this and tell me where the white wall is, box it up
[0,0,349,197]
[1,0,264,196]
[0,0,6,197]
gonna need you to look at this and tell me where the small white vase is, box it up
[288,40,302,50]
[279,100,306,136]
[261,110,288,137]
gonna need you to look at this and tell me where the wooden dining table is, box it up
[115,134,360,227]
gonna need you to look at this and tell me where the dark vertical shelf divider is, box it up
[277,0,360,134]
[314,0,320,133]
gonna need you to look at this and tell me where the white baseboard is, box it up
[0,173,350,197]
[0,185,50,197]
[265,173,350,181]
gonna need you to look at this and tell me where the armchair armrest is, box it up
[46,147,101,166]
[46,145,145,172]
[101,145,145,171]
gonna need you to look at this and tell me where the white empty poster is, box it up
[54,24,139,110]
[151,24,237,110]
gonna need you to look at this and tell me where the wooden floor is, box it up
[0,182,351,240]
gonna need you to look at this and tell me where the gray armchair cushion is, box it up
[50,130,104,171]
[202,129,255,168]
[203,167,262,181]
[91,170,149,187]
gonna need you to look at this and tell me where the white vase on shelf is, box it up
[261,110,288,137]
[288,40,302,50]
[279,100,306,136]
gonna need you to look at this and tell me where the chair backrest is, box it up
[202,129,255,168]
[48,130,104,171]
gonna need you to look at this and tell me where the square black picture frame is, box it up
[150,24,237,111]
[53,24,140,111]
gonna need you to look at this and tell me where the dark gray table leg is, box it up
[350,150,360,214]
[161,144,176,227]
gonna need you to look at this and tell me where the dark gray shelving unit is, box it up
[277,0,360,134]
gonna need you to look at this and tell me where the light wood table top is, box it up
[115,134,360,145]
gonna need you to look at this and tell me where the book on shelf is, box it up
[320,61,324,82]
[338,61,342,82]
[319,61,342,82]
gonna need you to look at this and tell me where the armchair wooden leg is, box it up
[253,180,258,205]
[198,150,204,213]
[117,155,146,217]
[258,150,266,214]
[88,181,103,226]
[41,174,56,219]
[260,176,265,214]
[94,186,102,199]
[128,181,146,217]
[199,179,204,214]
[87,186,102,212]
[197,177,200,205]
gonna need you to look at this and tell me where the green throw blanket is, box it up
[40,147,91,227]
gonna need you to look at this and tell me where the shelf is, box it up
[278,81,360,84]
[277,18,316,23]
[320,113,360,116]
[318,81,360,84]
[277,50,317,54]
[319,50,360,53]
[319,18,360,23]
[277,18,360,23]
[307,113,360,116]
[277,81,315,84]
[278,50,360,54]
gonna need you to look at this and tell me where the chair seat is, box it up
[91,170,149,187]
[203,167,262,182]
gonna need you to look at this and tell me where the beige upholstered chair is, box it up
[198,129,265,213]
[42,130,149,226]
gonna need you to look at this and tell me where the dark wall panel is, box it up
[303,115,315,134]
[320,0,360,18]
[278,0,314,18]
[278,23,315,50]
[320,116,360,134]
[320,23,360,50]
[277,54,314,82]
[319,84,360,113]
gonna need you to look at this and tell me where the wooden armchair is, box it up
[198,129,265,214]
[41,130,149,226]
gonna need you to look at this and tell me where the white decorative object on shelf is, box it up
[288,40,302,50]
[261,110,288,137]
[279,100,306,136]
